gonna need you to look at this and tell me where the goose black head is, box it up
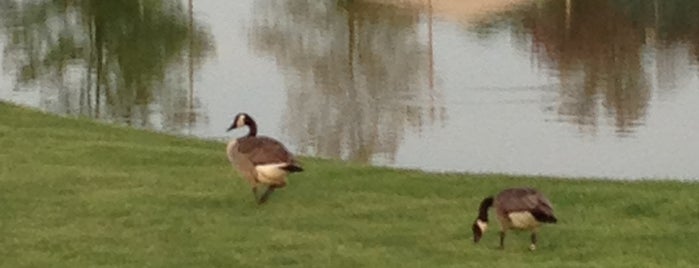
[227,113,253,132]
[472,219,488,243]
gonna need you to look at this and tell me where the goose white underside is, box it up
[506,211,540,230]
[255,163,290,185]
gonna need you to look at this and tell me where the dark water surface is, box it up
[1,0,698,180]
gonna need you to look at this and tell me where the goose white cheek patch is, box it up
[476,219,488,232]
[236,115,246,127]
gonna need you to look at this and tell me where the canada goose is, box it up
[471,187,557,250]
[226,113,303,204]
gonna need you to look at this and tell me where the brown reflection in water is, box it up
[0,0,214,132]
[472,0,699,135]
[249,0,445,163]
[522,0,650,135]
[642,1,699,95]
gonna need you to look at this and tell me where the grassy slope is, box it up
[1,102,698,268]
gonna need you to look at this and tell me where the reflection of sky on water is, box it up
[1,0,699,180]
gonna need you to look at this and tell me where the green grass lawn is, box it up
[1,102,698,268]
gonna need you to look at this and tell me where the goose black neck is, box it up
[478,196,494,222]
[246,120,257,137]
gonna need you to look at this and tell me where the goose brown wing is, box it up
[497,188,557,222]
[236,136,294,165]
[519,189,556,220]
[498,188,550,212]
[533,194,555,217]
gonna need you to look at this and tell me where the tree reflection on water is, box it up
[471,0,699,135]
[249,0,445,163]
[0,0,214,132]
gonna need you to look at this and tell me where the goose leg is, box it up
[251,186,258,200]
[530,232,537,251]
[258,186,276,205]
[499,231,506,249]
[246,173,259,202]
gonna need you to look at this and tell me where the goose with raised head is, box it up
[472,187,557,250]
[226,113,303,204]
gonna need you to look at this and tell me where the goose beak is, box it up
[226,124,236,132]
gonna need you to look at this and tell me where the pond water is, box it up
[1,0,698,180]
